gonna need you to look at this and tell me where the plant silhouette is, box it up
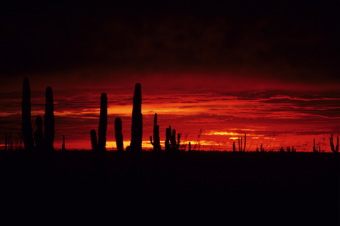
[115,117,124,152]
[129,83,142,152]
[150,113,161,152]
[90,93,108,151]
[22,77,34,151]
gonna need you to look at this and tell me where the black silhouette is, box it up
[165,125,181,151]
[44,87,55,151]
[90,129,97,151]
[21,77,34,151]
[90,93,107,151]
[329,134,339,153]
[130,83,142,152]
[150,113,161,152]
[98,93,107,151]
[115,118,124,152]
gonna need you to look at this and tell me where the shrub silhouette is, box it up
[22,77,34,151]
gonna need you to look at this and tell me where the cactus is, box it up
[329,134,339,153]
[165,126,171,151]
[115,118,124,152]
[22,77,34,151]
[188,142,191,151]
[232,142,236,152]
[90,129,97,151]
[130,83,142,152]
[150,113,161,152]
[34,116,44,151]
[236,134,247,152]
[97,93,107,151]
[44,86,55,151]
[165,125,181,151]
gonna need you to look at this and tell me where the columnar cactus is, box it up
[130,83,142,152]
[90,129,97,151]
[165,125,180,151]
[44,86,55,151]
[97,93,107,151]
[34,116,44,151]
[115,118,124,152]
[165,126,171,151]
[330,134,339,153]
[150,113,161,151]
[22,77,34,151]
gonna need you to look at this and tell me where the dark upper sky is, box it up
[0,0,339,88]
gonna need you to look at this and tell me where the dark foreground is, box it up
[0,151,338,225]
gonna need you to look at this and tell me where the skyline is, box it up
[0,77,339,151]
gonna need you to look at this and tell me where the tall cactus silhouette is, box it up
[34,116,44,151]
[130,83,142,151]
[22,77,34,151]
[90,129,97,151]
[115,118,124,152]
[329,134,339,153]
[150,113,161,151]
[44,86,55,151]
[97,93,107,151]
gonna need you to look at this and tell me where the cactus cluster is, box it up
[235,134,246,152]
[22,78,55,151]
[90,93,108,151]
[150,113,161,151]
[165,125,181,151]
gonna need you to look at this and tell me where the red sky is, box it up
[0,1,339,151]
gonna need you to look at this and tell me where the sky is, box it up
[0,1,339,151]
